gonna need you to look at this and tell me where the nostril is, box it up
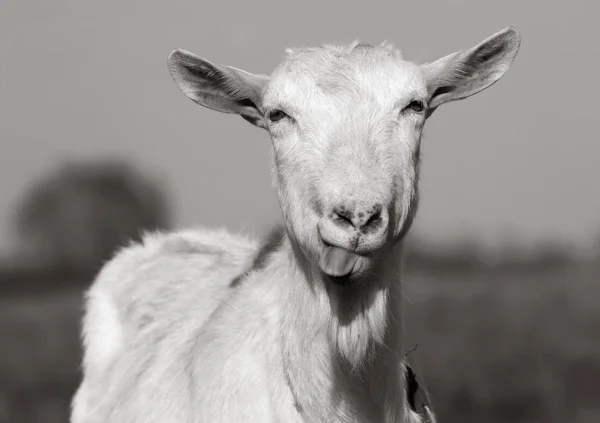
[332,209,354,228]
[364,210,382,229]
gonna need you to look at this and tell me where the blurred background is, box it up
[0,0,598,422]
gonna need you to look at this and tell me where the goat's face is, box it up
[167,27,520,282]
[262,44,426,281]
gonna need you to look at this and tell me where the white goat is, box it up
[71,27,521,423]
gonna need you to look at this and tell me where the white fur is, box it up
[72,27,521,423]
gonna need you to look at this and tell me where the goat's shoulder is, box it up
[80,226,259,370]
[90,225,258,302]
[100,225,257,282]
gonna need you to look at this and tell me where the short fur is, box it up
[72,27,520,423]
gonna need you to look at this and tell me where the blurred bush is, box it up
[13,159,170,269]
[0,157,172,421]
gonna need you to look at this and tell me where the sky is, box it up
[0,0,598,257]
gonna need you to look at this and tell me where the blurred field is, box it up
[404,260,600,423]
[0,288,82,423]
[1,259,598,423]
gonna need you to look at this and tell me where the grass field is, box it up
[0,261,598,423]
[403,261,600,423]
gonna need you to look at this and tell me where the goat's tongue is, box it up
[319,247,359,277]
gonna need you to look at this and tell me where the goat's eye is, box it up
[404,100,425,114]
[267,109,289,123]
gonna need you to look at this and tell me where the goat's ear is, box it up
[168,49,270,129]
[421,27,521,115]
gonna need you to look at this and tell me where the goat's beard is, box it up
[284,223,394,369]
[327,282,390,370]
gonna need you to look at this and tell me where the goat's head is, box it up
[168,27,520,284]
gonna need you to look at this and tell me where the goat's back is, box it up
[71,227,258,423]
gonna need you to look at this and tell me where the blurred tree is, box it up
[12,159,171,270]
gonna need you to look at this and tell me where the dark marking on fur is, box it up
[282,355,303,414]
[313,201,323,215]
[405,363,434,417]
[160,236,225,257]
[413,141,422,164]
[405,364,419,411]
[352,42,374,52]
[229,226,285,288]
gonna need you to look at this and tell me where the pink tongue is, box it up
[319,247,359,277]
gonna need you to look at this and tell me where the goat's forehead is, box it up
[264,41,426,109]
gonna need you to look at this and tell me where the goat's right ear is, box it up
[168,49,270,129]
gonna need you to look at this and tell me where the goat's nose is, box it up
[330,203,385,234]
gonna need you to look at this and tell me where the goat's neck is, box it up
[269,234,406,422]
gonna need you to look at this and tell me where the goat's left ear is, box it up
[421,27,521,114]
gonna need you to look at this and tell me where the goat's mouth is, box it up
[317,243,376,286]
[318,245,361,278]
[316,227,386,284]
